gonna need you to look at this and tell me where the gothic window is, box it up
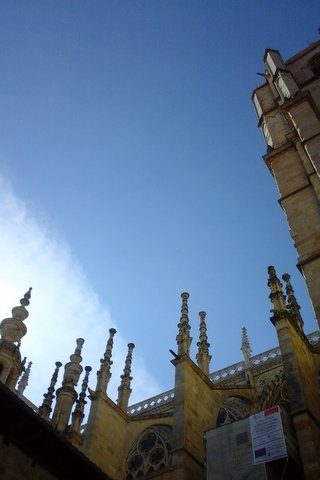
[125,425,172,479]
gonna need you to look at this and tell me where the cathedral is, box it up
[1,40,320,480]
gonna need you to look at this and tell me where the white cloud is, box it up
[0,173,160,409]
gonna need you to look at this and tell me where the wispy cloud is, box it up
[0,173,160,407]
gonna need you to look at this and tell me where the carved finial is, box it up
[96,328,117,394]
[74,338,84,357]
[196,311,211,375]
[20,288,32,307]
[282,273,290,284]
[39,361,63,419]
[176,292,192,356]
[282,273,304,331]
[70,366,92,434]
[117,343,135,411]
[267,266,287,323]
[17,361,32,396]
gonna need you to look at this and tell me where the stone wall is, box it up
[0,434,57,480]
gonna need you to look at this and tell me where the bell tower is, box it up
[252,40,320,327]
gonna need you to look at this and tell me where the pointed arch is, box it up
[216,396,252,427]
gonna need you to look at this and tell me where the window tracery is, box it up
[216,396,251,427]
[258,374,289,410]
[125,425,172,479]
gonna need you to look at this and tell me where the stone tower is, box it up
[252,40,320,327]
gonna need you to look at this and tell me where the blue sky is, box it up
[0,1,319,406]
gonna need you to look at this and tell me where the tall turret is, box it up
[95,328,116,394]
[196,311,211,376]
[0,288,32,390]
[176,292,192,356]
[117,342,135,411]
[282,273,304,332]
[17,360,32,396]
[52,338,84,433]
[39,361,63,420]
[69,365,92,447]
[267,266,287,323]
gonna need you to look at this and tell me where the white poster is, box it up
[250,406,287,464]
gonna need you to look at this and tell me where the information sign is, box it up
[250,406,287,464]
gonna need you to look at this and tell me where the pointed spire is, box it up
[241,327,252,367]
[117,343,135,411]
[241,327,254,385]
[17,361,32,396]
[176,292,192,356]
[96,328,116,394]
[52,338,84,432]
[282,273,304,331]
[196,311,211,375]
[39,361,63,420]
[267,266,287,323]
[70,366,92,434]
